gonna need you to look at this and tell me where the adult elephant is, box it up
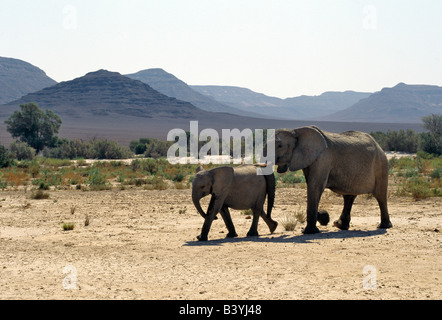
[192,165,278,241]
[274,126,392,234]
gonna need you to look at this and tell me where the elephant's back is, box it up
[330,131,385,154]
[233,164,259,176]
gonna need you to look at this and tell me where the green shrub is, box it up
[62,222,75,231]
[172,172,186,182]
[403,177,433,199]
[86,168,110,190]
[0,145,12,168]
[33,179,50,190]
[145,176,168,190]
[9,141,35,160]
[279,171,305,184]
[431,167,442,180]
[134,143,147,155]
[131,158,158,174]
[31,189,50,200]
[43,138,132,159]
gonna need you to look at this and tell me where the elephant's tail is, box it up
[264,173,275,219]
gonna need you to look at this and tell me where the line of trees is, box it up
[1,103,441,169]
[370,114,441,155]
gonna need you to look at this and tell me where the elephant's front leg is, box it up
[303,182,325,234]
[197,195,226,241]
[220,206,238,238]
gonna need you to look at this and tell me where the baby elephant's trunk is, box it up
[264,173,275,219]
[192,192,206,219]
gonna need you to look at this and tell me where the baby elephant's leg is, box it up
[260,210,278,234]
[220,206,238,238]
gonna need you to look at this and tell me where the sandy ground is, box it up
[0,186,440,300]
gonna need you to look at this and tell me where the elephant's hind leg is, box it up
[374,192,392,229]
[247,208,261,237]
[220,206,238,238]
[333,195,356,230]
[373,176,392,229]
[260,210,278,234]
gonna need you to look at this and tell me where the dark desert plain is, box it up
[0,112,426,147]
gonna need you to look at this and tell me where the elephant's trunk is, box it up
[192,192,207,219]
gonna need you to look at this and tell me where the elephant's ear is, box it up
[196,166,204,173]
[210,166,234,197]
[290,126,328,171]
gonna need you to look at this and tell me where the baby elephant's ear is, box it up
[196,166,204,173]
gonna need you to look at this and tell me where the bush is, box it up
[420,133,442,155]
[371,120,441,156]
[86,168,110,190]
[0,145,12,168]
[62,222,75,231]
[31,189,50,200]
[374,130,419,153]
[431,167,441,180]
[145,176,168,190]
[134,143,147,155]
[131,158,158,174]
[9,141,35,160]
[43,138,132,159]
[401,177,433,199]
[130,138,172,159]
[279,171,305,184]
[144,138,172,158]
[87,139,131,159]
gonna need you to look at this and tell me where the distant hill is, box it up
[191,85,371,120]
[191,85,282,109]
[324,83,442,123]
[0,56,57,104]
[281,91,372,119]
[0,69,205,119]
[125,68,265,118]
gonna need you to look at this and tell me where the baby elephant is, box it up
[192,165,278,241]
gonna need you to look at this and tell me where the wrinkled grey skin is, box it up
[192,165,277,241]
[274,126,392,234]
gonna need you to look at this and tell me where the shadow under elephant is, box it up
[183,228,388,246]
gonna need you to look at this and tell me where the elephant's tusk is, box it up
[254,162,273,168]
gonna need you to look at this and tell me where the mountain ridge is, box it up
[125,68,267,118]
[0,69,205,119]
[191,85,371,120]
[0,56,57,104]
[323,83,442,123]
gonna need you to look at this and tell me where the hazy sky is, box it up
[1,0,441,98]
